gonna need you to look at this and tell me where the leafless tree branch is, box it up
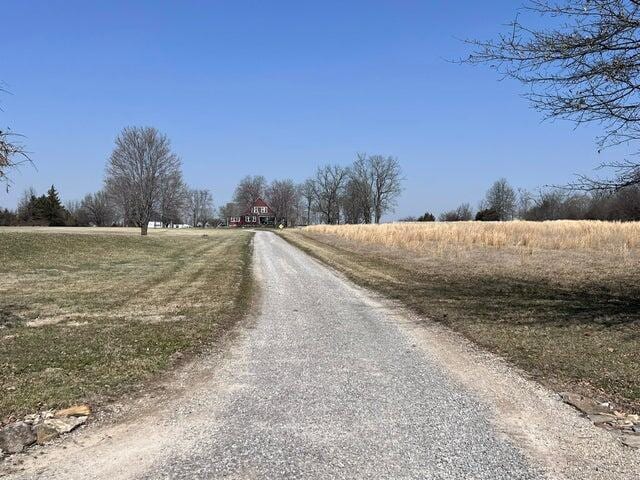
[463,0,640,190]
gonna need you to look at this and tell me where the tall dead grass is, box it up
[305,221,640,254]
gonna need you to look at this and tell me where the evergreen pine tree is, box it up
[44,185,66,226]
[31,195,48,222]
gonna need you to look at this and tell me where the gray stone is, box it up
[0,421,36,454]
[35,416,86,444]
[34,423,60,445]
[34,416,87,444]
[587,413,616,425]
[559,392,612,415]
[621,435,640,449]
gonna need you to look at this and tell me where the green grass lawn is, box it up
[0,228,253,423]
[280,229,640,413]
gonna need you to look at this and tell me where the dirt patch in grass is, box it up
[279,228,640,412]
[0,228,253,424]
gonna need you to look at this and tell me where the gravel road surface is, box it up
[142,231,541,479]
[6,231,638,479]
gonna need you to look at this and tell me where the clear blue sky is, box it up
[0,0,625,219]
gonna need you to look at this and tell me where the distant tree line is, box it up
[403,178,640,223]
[220,154,404,226]
[1,129,405,230]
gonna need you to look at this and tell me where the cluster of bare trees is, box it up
[422,179,519,223]
[74,191,114,227]
[312,165,351,224]
[438,203,473,222]
[221,155,403,226]
[518,186,640,221]
[185,189,214,228]
[220,175,303,226]
[310,155,403,224]
[266,179,299,224]
[421,177,640,222]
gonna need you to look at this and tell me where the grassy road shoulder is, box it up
[0,228,253,424]
[279,226,640,412]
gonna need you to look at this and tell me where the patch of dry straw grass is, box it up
[306,220,640,254]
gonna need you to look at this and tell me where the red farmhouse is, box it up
[228,198,277,227]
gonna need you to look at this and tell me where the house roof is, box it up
[253,198,270,208]
[239,198,275,217]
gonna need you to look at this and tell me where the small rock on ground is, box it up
[34,417,87,445]
[0,422,36,454]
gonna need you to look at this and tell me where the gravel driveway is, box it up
[7,231,638,479]
[143,231,542,479]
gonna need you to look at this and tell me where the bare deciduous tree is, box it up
[65,199,85,226]
[348,154,374,223]
[483,178,517,221]
[342,178,367,224]
[299,179,316,226]
[233,175,267,211]
[439,203,473,222]
[266,179,299,226]
[342,153,403,224]
[219,201,241,222]
[105,127,182,235]
[16,187,37,222]
[158,171,188,227]
[369,155,403,223]
[80,190,115,226]
[186,188,214,227]
[516,188,535,220]
[313,165,349,224]
[465,0,640,190]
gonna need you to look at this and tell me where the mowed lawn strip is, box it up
[279,227,640,412]
[0,228,253,423]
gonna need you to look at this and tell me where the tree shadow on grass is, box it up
[407,272,640,329]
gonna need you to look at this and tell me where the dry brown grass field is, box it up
[307,220,640,252]
[280,221,640,411]
[0,227,253,424]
